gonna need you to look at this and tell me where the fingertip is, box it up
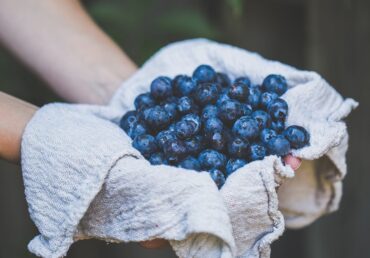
[284,154,302,171]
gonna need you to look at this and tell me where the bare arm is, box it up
[0,0,137,104]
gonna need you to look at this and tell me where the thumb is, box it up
[283,154,302,171]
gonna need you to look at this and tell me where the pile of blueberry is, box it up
[120,65,310,188]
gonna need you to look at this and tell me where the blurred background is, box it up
[0,0,369,257]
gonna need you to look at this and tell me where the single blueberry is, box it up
[271,120,285,133]
[240,103,253,117]
[134,93,156,110]
[218,99,243,124]
[172,75,197,96]
[215,72,231,88]
[179,156,201,171]
[227,137,249,158]
[163,139,188,164]
[168,123,177,132]
[132,134,158,158]
[198,149,227,170]
[248,143,267,161]
[262,74,288,96]
[163,102,178,121]
[184,135,203,155]
[150,76,173,100]
[120,110,138,132]
[182,114,201,133]
[149,152,168,165]
[232,116,260,140]
[247,86,262,109]
[127,123,147,139]
[208,169,226,189]
[216,89,231,106]
[201,105,218,122]
[228,82,249,101]
[267,135,291,156]
[175,120,198,139]
[177,96,198,115]
[207,132,227,152]
[225,158,247,176]
[156,130,177,149]
[143,106,171,130]
[267,98,289,121]
[194,82,219,106]
[252,110,272,129]
[260,128,278,145]
[234,76,251,87]
[192,64,217,83]
[283,125,310,149]
[260,92,279,109]
[204,117,224,137]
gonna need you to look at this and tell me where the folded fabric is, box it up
[21,39,357,258]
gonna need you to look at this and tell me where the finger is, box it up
[139,239,168,249]
[283,154,302,171]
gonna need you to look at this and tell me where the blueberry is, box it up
[267,135,291,156]
[234,76,251,87]
[134,93,156,110]
[204,117,224,137]
[248,143,267,161]
[198,149,227,170]
[175,120,199,139]
[218,99,243,124]
[208,169,226,189]
[225,158,247,176]
[172,75,197,96]
[126,123,147,139]
[184,135,203,155]
[201,105,218,122]
[156,130,177,148]
[215,72,231,88]
[228,137,249,158]
[216,89,231,106]
[228,82,249,101]
[252,110,272,129]
[163,102,178,121]
[150,76,173,100]
[168,123,177,132]
[260,128,278,145]
[179,156,201,171]
[163,139,188,163]
[247,86,262,109]
[149,152,168,165]
[182,114,201,133]
[194,82,219,106]
[192,64,216,83]
[268,98,288,121]
[207,132,227,151]
[232,116,260,140]
[132,134,158,158]
[240,103,253,117]
[271,120,285,133]
[260,92,278,109]
[120,110,138,132]
[177,96,198,115]
[262,74,288,96]
[143,106,171,130]
[283,125,310,149]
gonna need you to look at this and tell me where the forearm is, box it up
[0,92,37,163]
[0,0,137,104]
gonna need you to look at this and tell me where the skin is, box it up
[0,0,301,249]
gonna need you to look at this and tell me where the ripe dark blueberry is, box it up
[163,139,188,163]
[207,132,227,151]
[268,98,288,121]
[271,120,285,133]
[168,123,176,132]
[252,110,272,129]
[198,149,227,170]
[175,120,199,139]
[132,134,158,158]
[120,110,138,132]
[201,105,218,122]
[194,82,219,106]
[260,92,279,109]
[179,156,201,171]
[150,76,173,100]
[126,123,147,139]
[143,106,171,130]
[225,158,247,176]
[283,125,310,149]
[177,96,198,115]
[267,135,291,156]
[184,135,203,155]
[172,75,197,96]
[228,82,249,101]
[248,143,267,161]
[260,128,278,144]
[208,169,226,189]
[204,117,224,137]
[156,130,177,148]
[227,137,249,158]
[163,102,178,121]
[215,72,231,88]
[218,99,243,124]
[149,152,168,165]
[134,93,156,110]
[192,64,217,83]
[232,116,260,140]
[182,114,201,133]
[240,103,253,117]
[263,74,288,96]
[247,86,262,109]
[234,76,251,87]
[216,89,231,106]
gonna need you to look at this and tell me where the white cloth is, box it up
[21,39,358,258]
